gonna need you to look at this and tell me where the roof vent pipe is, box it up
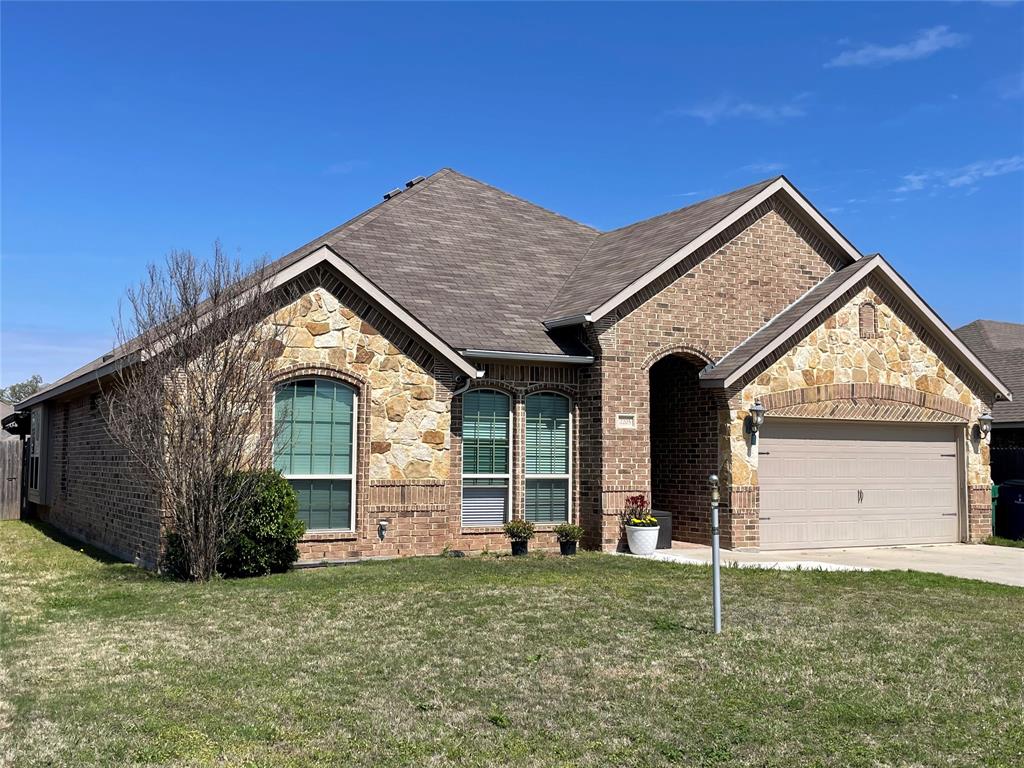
[405,176,426,189]
[382,188,403,201]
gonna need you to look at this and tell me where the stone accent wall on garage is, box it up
[723,276,996,547]
[578,198,848,550]
[37,391,161,568]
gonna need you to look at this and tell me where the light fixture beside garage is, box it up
[975,412,993,440]
[747,400,766,436]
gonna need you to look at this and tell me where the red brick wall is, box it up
[38,392,161,567]
[968,484,993,543]
[580,199,845,549]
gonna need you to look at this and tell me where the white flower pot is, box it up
[625,525,660,555]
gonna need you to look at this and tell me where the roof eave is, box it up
[542,314,593,330]
[461,348,594,364]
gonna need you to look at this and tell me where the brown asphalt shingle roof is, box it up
[956,320,1024,423]
[273,169,781,354]
[545,177,779,320]
[274,168,599,356]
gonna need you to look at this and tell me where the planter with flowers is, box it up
[622,494,659,555]
[503,519,535,556]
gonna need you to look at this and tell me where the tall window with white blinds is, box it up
[461,389,511,527]
[525,392,571,524]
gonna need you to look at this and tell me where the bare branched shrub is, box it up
[104,244,288,580]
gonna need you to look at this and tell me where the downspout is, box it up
[451,375,473,397]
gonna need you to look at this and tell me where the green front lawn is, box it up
[2,521,1022,768]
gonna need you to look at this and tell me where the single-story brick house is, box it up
[956,319,1023,484]
[15,169,1011,567]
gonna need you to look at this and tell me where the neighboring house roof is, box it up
[956,320,1024,424]
[0,402,20,440]
[701,254,1013,402]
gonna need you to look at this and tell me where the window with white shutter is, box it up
[461,389,511,527]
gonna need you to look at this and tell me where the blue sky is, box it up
[2,1,1023,386]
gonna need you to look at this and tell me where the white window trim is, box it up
[525,391,573,525]
[273,380,358,534]
[461,389,513,527]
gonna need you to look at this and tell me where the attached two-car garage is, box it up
[757,420,961,550]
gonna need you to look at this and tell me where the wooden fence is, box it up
[1,439,23,520]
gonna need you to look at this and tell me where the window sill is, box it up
[301,530,358,542]
[459,524,566,535]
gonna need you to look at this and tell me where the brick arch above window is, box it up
[260,364,372,511]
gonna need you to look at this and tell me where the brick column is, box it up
[724,485,759,550]
[967,484,992,542]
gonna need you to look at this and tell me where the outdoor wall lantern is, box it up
[747,400,766,436]
[378,518,390,541]
[975,412,993,440]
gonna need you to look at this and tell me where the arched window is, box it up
[461,389,511,527]
[525,392,571,524]
[274,378,356,531]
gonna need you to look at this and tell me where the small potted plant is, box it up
[553,523,584,556]
[503,519,535,556]
[623,494,659,555]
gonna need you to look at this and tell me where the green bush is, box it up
[553,523,585,543]
[160,532,189,580]
[219,470,305,578]
[503,519,535,541]
[163,471,305,580]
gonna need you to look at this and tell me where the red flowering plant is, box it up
[622,494,658,527]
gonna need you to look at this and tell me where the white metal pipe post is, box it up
[709,473,722,634]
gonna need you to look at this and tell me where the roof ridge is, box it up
[282,168,453,260]
[440,168,600,234]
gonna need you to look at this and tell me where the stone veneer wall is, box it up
[579,199,847,550]
[37,391,161,567]
[723,276,996,547]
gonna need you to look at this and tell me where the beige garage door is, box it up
[758,420,960,550]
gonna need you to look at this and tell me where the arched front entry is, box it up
[648,351,720,545]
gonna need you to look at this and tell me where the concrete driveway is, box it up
[654,542,1024,587]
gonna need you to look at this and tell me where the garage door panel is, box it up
[758,420,959,550]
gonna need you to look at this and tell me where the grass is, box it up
[2,521,1022,768]
[984,535,1024,548]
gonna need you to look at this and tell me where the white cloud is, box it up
[741,161,787,174]
[323,160,366,176]
[895,156,1024,194]
[994,71,1024,100]
[1,327,114,387]
[671,94,809,125]
[826,26,968,68]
